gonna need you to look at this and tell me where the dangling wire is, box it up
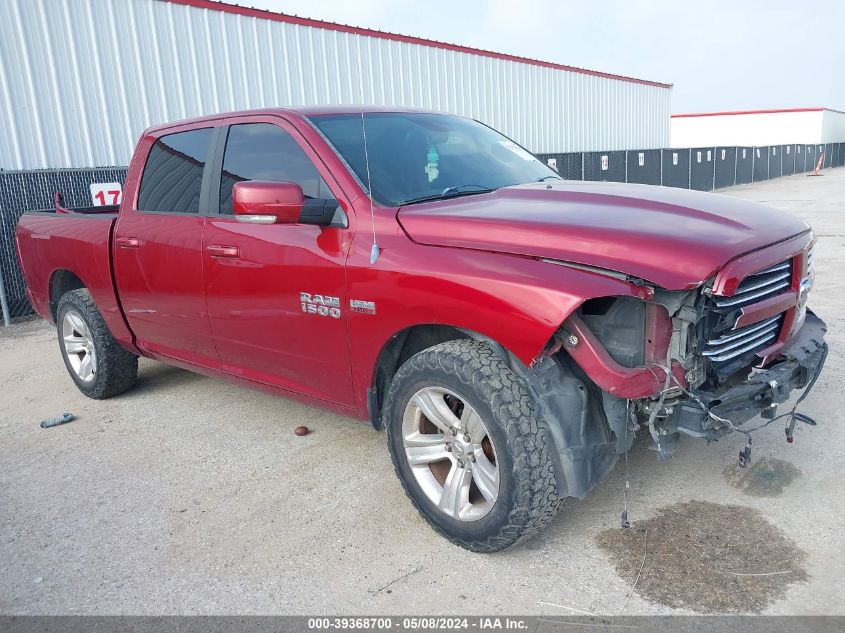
[621,399,632,528]
[648,342,826,466]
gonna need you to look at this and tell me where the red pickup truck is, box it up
[16,107,827,551]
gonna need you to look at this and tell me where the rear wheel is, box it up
[57,289,138,399]
[384,340,563,552]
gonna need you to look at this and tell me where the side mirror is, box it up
[233,180,304,224]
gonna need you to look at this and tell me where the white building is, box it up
[0,0,672,171]
[671,107,845,148]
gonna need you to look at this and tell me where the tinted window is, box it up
[308,113,558,207]
[219,123,334,215]
[137,128,213,213]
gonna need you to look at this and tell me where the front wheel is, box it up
[57,289,138,399]
[383,340,563,552]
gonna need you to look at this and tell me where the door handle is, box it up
[116,236,141,248]
[207,244,240,258]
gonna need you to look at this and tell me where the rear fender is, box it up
[15,213,137,353]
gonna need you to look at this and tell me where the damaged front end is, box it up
[525,239,827,500]
[524,288,704,498]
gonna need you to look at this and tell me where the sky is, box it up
[235,0,845,113]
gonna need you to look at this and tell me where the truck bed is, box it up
[15,209,133,348]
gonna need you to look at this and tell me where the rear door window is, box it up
[137,128,214,213]
[219,123,334,215]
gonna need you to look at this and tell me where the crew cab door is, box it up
[113,126,219,367]
[202,116,354,405]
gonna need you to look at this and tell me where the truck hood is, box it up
[396,181,810,290]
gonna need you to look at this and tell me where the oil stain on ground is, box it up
[723,458,801,497]
[595,500,807,613]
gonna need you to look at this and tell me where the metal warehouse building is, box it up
[671,107,845,148]
[0,0,672,172]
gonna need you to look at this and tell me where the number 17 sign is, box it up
[90,182,122,206]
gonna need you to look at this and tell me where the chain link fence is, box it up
[540,141,844,188]
[625,150,661,185]
[538,142,844,193]
[1,142,844,324]
[0,168,128,324]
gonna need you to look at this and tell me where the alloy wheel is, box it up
[402,386,499,521]
[62,311,97,383]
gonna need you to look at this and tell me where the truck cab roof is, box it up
[143,105,442,135]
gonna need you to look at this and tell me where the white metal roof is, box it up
[0,0,672,170]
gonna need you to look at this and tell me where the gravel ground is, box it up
[1,169,844,615]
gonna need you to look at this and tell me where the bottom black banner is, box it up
[0,616,842,633]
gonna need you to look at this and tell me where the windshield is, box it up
[308,112,559,206]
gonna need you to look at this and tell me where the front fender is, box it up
[345,230,652,415]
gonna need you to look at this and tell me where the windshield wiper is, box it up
[399,185,494,206]
[536,175,562,182]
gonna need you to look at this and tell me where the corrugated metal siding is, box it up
[821,110,845,143]
[0,0,671,170]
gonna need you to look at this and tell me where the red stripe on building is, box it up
[672,107,836,118]
[161,0,672,89]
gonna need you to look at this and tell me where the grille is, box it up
[703,315,783,364]
[714,260,793,308]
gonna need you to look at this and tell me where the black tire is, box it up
[383,339,563,552]
[57,289,138,399]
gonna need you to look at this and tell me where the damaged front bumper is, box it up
[525,310,826,502]
[671,311,828,440]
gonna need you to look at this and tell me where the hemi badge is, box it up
[350,299,376,315]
